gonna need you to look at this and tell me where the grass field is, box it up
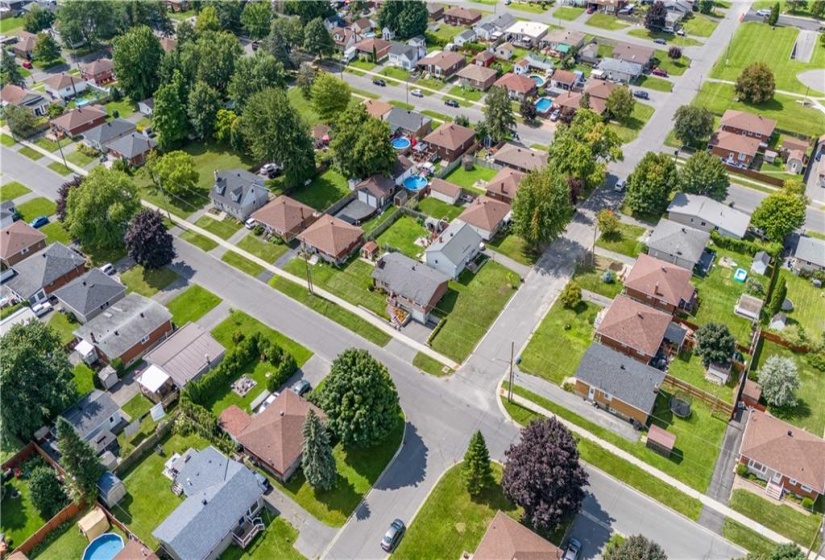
[448,85,484,103]
[375,216,428,259]
[486,233,537,267]
[595,222,646,258]
[0,133,15,147]
[0,474,50,549]
[222,516,304,560]
[683,14,719,37]
[627,28,703,47]
[572,260,624,299]
[426,24,464,47]
[609,102,655,143]
[667,348,737,404]
[222,251,265,277]
[66,149,96,167]
[729,489,822,546]
[193,215,242,240]
[690,247,754,344]
[166,285,222,326]
[510,0,551,13]
[444,164,497,193]
[31,521,124,560]
[288,86,321,126]
[0,16,24,33]
[180,229,219,251]
[0,180,30,200]
[655,51,692,76]
[236,235,289,263]
[722,518,777,557]
[416,196,464,221]
[778,268,825,335]
[18,146,44,160]
[72,363,95,396]
[16,197,56,222]
[413,352,453,377]
[587,13,629,30]
[48,311,78,346]
[120,265,178,297]
[554,6,585,20]
[47,161,74,176]
[380,66,410,81]
[637,75,674,92]
[289,169,350,211]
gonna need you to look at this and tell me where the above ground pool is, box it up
[529,74,545,87]
[83,533,124,560]
[534,97,553,114]
[392,137,411,150]
[403,175,428,191]
[734,268,748,283]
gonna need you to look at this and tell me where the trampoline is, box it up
[392,137,411,150]
[670,395,692,419]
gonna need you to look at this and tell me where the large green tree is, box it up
[297,62,316,99]
[193,31,243,95]
[144,150,199,198]
[331,104,396,179]
[227,51,286,110]
[240,0,273,40]
[57,0,118,47]
[695,323,736,366]
[303,17,334,59]
[484,86,516,143]
[679,151,729,201]
[604,534,668,560]
[195,4,220,33]
[113,25,164,102]
[24,4,56,33]
[4,104,39,138]
[311,73,351,124]
[624,152,678,216]
[1,50,25,87]
[376,0,428,39]
[747,543,806,560]
[284,0,334,24]
[548,109,623,191]
[758,355,799,408]
[604,86,635,123]
[29,466,68,519]
[672,105,714,147]
[187,81,222,140]
[462,431,495,497]
[33,32,61,65]
[0,321,76,440]
[511,166,574,253]
[57,417,104,503]
[301,409,337,491]
[264,16,304,66]
[767,276,787,317]
[312,348,401,448]
[751,191,807,242]
[735,62,776,104]
[153,70,190,149]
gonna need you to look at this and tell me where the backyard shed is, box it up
[750,251,770,276]
[97,471,126,507]
[78,507,109,541]
[646,425,676,457]
[741,379,764,411]
[734,294,763,321]
[97,365,118,390]
[76,339,98,366]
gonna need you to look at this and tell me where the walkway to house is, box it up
[595,246,637,267]
[486,249,532,277]
[263,486,338,560]
[582,289,613,308]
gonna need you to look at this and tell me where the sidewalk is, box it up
[594,246,637,267]
[582,289,613,308]
[486,248,532,277]
[263,487,338,560]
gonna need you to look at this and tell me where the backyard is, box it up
[667,348,738,404]
[288,169,350,211]
[0,469,50,549]
[48,311,78,346]
[30,520,126,560]
[120,265,179,298]
[595,222,646,258]
[166,285,222,326]
[221,515,303,560]
[374,215,428,259]
[416,196,464,222]
[777,269,825,335]
[444,164,497,194]
[288,85,321,126]
[72,363,95,396]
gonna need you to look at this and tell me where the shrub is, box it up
[745,277,765,296]
[560,281,582,309]
[601,270,615,284]
[736,463,748,477]
[710,231,781,257]
[110,86,122,102]
[232,330,245,344]
[111,109,119,119]
[110,357,125,377]
[802,497,814,510]
[253,224,265,236]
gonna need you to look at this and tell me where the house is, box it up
[492,143,548,173]
[218,392,326,481]
[159,36,177,53]
[143,322,226,389]
[734,293,763,321]
[428,178,462,205]
[595,295,672,364]
[388,42,420,70]
[423,122,476,162]
[392,154,416,185]
[425,221,483,279]
[549,69,579,91]
[363,98,392,120]
[137,98,154,116]
[407,36,427,57]
[74,293,173,366]
[473,50,495,67]
[542,29,586,55]
[505,21,548,47]
[456,196,510,241]
[82,118,136,152]
[485,168,524,204]
[781,137,807,175]
[553,90,584,115]
[524,52,556,73]
[0,200,16,229]
[80,58,114,85]
[427,3,445,20]
[646,219,710,271]
[5,242,87,304]
[578,42,600,65]
[251,196,316,242]
[454,29,476,48]
[791,236,825,273]
[590,0,628,13]
[386,107,432,138]
[456,64,498,91]
[298,214,364,265]
[473,13,516,42]
[60,390,122,453]
[751,251,771,276]
[165,0,189,12]
[356,175,396,209]
[210,169,269,221]
[354,37,391,63]
[443,6,482,25]
[0,220,46,267]
[0,83,49,116]
[372,252,450,324]
[11,30,36,58]
[417,51,467,79]
[596,57,643,84]
[624,254,696,314]
[574,343,666,425]
[351,17,372,35]
[50,106,108,137]
[709,130,761,168]
[738,409,825,501]
[493,73,536,101]
[105,132,158,166]
[493,42,514,60]
[153,446,266,560]
[720,110,776,143]
[473,511,562,560]
[583,80,619,114]
[331,26,359,52]
[53,268,126,324]
[612,42,655,67]
[42,73,87,100]
[667,193,750,239]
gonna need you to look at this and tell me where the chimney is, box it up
[114,330,119,336]
[90,332,96,343]
[653,384,659,393]
[82,281,87,286]
[654,282,660,295]
[213,170,218,180]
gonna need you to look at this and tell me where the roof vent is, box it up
[114,330,119,336]
[140,312,144,318]
[202,499,207,505]
[637,313,643,319]
[280,410,285,416]
[620,364,625,370]
[787,430,793,437]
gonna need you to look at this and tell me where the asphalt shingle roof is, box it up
[794,236,825,268]
[211,169,266,211]
[106,132,157,159]
[386,107,430,134]
[667,193,750,238]
[372,252,450,308]
[425,221,482,267]
[61,389,120,440]
[53,268,126,319]
[6,242,86,299]
[83,118,135,146]
[646,219,710,266]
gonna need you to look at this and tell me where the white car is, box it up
[410,89,423,98]
[245,218,257,230]
[756,8,771,16]
[32,301,53,317]
[99,263,115,275]
[614,180,627,192]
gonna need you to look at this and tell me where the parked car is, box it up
[563,538,582,560]
[756,8,771,16]
[259,163,281,178]
[99,263,115,276]
[410,88,423,97]
[32,301,53,317]
[372,78,386,86]
[380,519,406,552]
[550,109,561,122]
[614,180,627,193]
[633,90,649,100]
[676,28,686,36]
[291,379,311,397]
[444,99,460,108]
[651,67,669,77]
[653,38,667,45]
[245,218,256,230]
[29,216,49,229]
[586,6,596,13]
[22,60,32,69]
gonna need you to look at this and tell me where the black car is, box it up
[444,99,460,108]
[381,519,405,552]
[653,38,667,45]
[373,79,386,86]
[633,90,649,100]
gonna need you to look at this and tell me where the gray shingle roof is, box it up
[386,107,430,134]
[646,219,709,266]
[83,118,135,146]
[372,252,450,308]
[6,242,86,299]
[794,236,825,268]
[575,343,665,415]
[667,193,750,238]
[61,389,120,440]
[106,132,157,159]
[597,57,643,76]
[389,42,416,59]
[424,221,482,267]
[53,268,126,319]
[143,323,226,388]
[211,169,265,211]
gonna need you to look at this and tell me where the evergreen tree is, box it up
[1,50,25,87]
[29,466,68,519]
[484,86,515,143]
[302,409,337,491]
[463,431,495,496]
[767,276,787,317]
[56,417,104,503]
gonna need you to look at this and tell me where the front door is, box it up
[771,471,782,484]
[588,386,595,401]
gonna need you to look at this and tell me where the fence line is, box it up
[14,502,82,556]
[113,414,177,476]
[662,374,735,417]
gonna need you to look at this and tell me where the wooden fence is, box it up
[760,329,809,353]
[2,441,66,476]
[13,502,82,556]
[724,164,785,187]
[113,413,176,476]
[663,374,735,418]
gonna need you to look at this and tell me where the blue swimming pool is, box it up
[535,97,553,114]
[82,533,124,560]
[392,137,411,150]
[734,268,748,283]
[403,175,428,191]
[529,74,545,87]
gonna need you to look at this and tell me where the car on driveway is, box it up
[32,301,53,317]
[563,538,582,560]
[381,519,405,552]
[444,99,460,108]
[633,90,649,100]
[99,263,115,276]
[29,216,49,229]
[291,379,311,397]
[756,8,771,16]
[614,180,627,193]
[22,60,32,69]
[373,78,386,87]
[653,38,667,45]
[651,67,669,77]
[410,88,423,97]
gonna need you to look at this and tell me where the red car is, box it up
[651,67,668,77]
[21,60,33,69]
[586,6,596,13]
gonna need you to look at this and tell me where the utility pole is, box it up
[55,132,68,169]
[507,341,515,402]
[151,168,173,220]
[303,249,314,294]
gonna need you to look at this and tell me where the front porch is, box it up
[233,516,265,548]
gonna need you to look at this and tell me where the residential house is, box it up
[388,42,420,70]
[159,36,177,53]
[583,80,618,114]
[351,17,373,35]
[667,193,750,239]
[143,322,226,389]
[82,118,136,152]
[80,58,114,85]
[424,221,483,278]
[473,511,562,560]
[553,91,584,116]
[11,31,36,58]
[53,268,126,323]
[443,6,482,25]
[590,0,628,13]
[428,178,462,205]
[153,447,266,560]
[738,409,825,501]
[42,73,87,100]
[646,219,710,271]
[493,42,514,60]
[417,51,467,79]
[372,252,450,324]
[573,343,666,425]
[323,14,345,30]
[578,42,600,65]
[0,306,37,336]
[251,196,317,242]
[356,175,396,209]
[456,195,511,241]
[709,130,761,168]
[473,50,495,67]
[505,21,549,47]
[720,110,776,143]
[219,392,326,481]
[50,106,108,137]
[613,42,655,67]
[485,167,524,204]
[734,293,763,321]
[550,69,579,91]
[596,57,643,84]
[454,29,476,48]
[456,64,498,91]
[165,0,189,12]
[5,242,86,304]
[387,107,432,138]
[427,3,445,20]
[492,143,548,172]
[210,169,269,221]
[1,83,49,116]
[423,122,476,162]
[60,390,122,453]
[0,200,14,229]
[331,27,359,53]
[105,132,158,166]
[513,58,530,75]
[298,214,364,265]
[493,73,536,101]
[137,98,154,116]
[0,220,46,267]
[791,236,825,273]
[407,36,427,57]
[595,295,672,364]
[473,13,516,42]
[74,293,173,366]
[354,37,391,63]
[392,154,416,185]
[363,98,392,120]
[542,29,586,56]
[624,254,696,314]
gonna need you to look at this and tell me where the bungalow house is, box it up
[5,242,87,304]
[50,106,108,137]
[251,196,317,242]
[542,29,586,56]
[83,118,136,152]
[386,107,432,138]
[596,57,643,84]
[590,0,628,13]
[428,178,462,205]
[417,51,467,79]
[388,42,420,70]
[456,64,498,91]
[549,69,579,91]
[667,193,750,239]
[473,511,562,560]
[493,42,514,61]
[595,295,672,364]
[1,83,49,116]
[454,29,476,48]
[356,175,396,209]
[42,72,87,100]
[372,252,450,324]
[493,143,548,173]
[210,169,269,221]
[473,50,495,67]
[708,130,761,168]
[646,219,710,271]
[105,132,158,166]
[473,13,516,42]
[12,30,36,59]
[53,268,126,323]
[578,42,600,65]
[456,195,511,241]
[623,254,697,315]
[720,110,776,143]
[351,17,373,35]
[143,322,226,390]
[493,73,536,101]
[573,343,666,425]
[791,236,825,273]
[738,409,825,501]
[443,6,482,25]
[423,122,476,162]
[80,58,115,85]
[427,3,445,20]
[218,392,326,481]
[485,167,524,204]
[613,42,655,68]
[298,214,364,265]
[424,221,483,279]
[505,21,548,47]
[583,80,618,114]
[781,137,807,175]
[552,91,584,116]
[734,293,763,321]
[363,98,392,120]
[153,447,266,560]
[137,98,154,116]
[159,37,177,53]
[331,26,359,53]
[354,37,391,63]
[0,220,46,267]
[74,293,173,366]
[60,390,122,453]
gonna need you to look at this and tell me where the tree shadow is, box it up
[373,422,427,491]
[571,490,615,558]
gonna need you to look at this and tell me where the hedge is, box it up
[710,231,781,258]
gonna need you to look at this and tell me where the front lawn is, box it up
[0,16,24,32]
[430,261,519,362]
[682,14,719,37]
[413,352,452,377]
[595,222,646,258]
[778,269,825,335]
[444,164,497,194]
[511,0,551,13]
[637,75,673,92]
[287,86,321,126]
[416,196,464,222]
[609,102,655,143]
[448,85,484,103]
[221,251,265,277]
[728,489,822,546]
[180,230,219,251]
[375,215,428,259]
[0,181,30,201]
[587,13,628,30]
[34,137,61,152]
[0,133,14,147]
[47,161,74,176]
[48,311,78,346]
[221,515,303,560]
[654,51,692,76]
[120,265,179,297]
[288,169,350,211]
[39,222,70,246]
[236,235,289,263]
[16,197,56,222]
[722,518,777,558]
[166,284,222,326]
[690,246,753,344]
[627,28,703,47]
[193,215,242,240]
[66,148,96,167]
[72,363,95,396]
[380,66,410,81]
[554,6,585,20]
[572,259,624,299]
[486,233,537,267]
[0,473,49,548]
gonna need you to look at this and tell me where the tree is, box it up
[548,109,623,191]
[56,0,118,47]
[240,0,273,40]
[511,166,574,253]
[311,73,351,124]
[211,0,244,32]
[113,25,163,102]
[265,16,304,66]
[735,62,775,104]
[698,0,714,14]
[33,32,61,65]
[303,17,334,59]
[1,50,24,87]
[604,534,668,560]
[747,543,806,560]
[596,208,620,236]
[672,105,714,147]
[301,409,337,491]
[4,105,39,138]
[376,0,428,39]
[0,321,76,440]
[668,46,682,62]
[56,417,104,503]
[125,210,176,270]
[624,152,678,216]
[284,0,334,24]
[787,0,808,13]
[65,167,141,252]
[331,104,396,179]
[227,51,286,110]
[144,150,199,199]
[462,431,495,496]
[560,281,582,309]
[56,175,83,222]
[195,4,220,32]
[24,4,56,33]
[767,275,787,317]
[751,191,807,242]
[519,97,538,123]
[312,348,400,448]
[502,417,588,533]
[758,355,799,408]
[680,151,729,201]
[811,0,825,18]
[193,31,243,95]
[214,109,239,145]
[153,70,190,149]
[187,81,221,140]
[484,86,516,143]
[645,0,668,29]
[29,466,68,519]
[782,177,806,196]
[117,0,171,33]
[605,86,635,123]
[768,2,780,24]
[296,62,316,99]
[695,323,736,367]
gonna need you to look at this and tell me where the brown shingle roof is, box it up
[43,73,82,90]
[456,64,497,83]
[429,178,462,198]
[485,167,524,200]
[475,51,494,63]
[0,84,37,105]
[613,42,654,64]
[551,69,577,85]
[0,221,46,261]
[50,106,107,131]
[493,143,548,172]
[444,6,481,20]
[553,91,583,112]
[597,295,671,357]
[474,511,562,560]
[218,405,252,438]
[458,195,510,231]
[493,73,536,95]
[298,214,364,258]
[252,196,316,235]
[423,122,475,151]
[624,254,696,309]
[721,110,777,138]
[709,130,761,157]
[82,58,113,75]
[418,51,466,72]
[160,37,177,52]
[363,98,392,119]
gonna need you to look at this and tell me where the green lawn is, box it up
[448,85,485,103]
[180,229,219,251]
[682,14,719,37]
[444,164,497,194]
[510,0,551,13]
[627,28,703,47]
[1,133,15,147]
[178,142,255,206]
[572,260,624,299]
[48,311,78,346]
[222,251,265,278]
[654,51,692,76]
[430,261,519,362]
[121,393,154,421]
[288,86,321,126]
[389,100,415,110]
[425,24,464,47]
[415,77,448,94]
[33,137,60,152]
[166,285,222,326]
[120,265,179,297]
[729,489,822,546]
[691,247,754,344]
[667,348,737,404]
[380,66,410,81]
[0,180,30,200]
[554,6,586,20]
[289,169,350,211]
[393,463,522,560]
[16,197,56,222]
[375,216,428,259]
[413,352,453,377]
[595,222,646,258]
[486,233,537,267]
[0,16,23,33]
[43,221,72,247]
[609,102,655,143]
[710,22,825,95]
[637,75,674,92]
[221,515,304,560]
[104,99,135,118]
[0,474,49,549]
[72,363,95,396]
[349,59,377,72]
[18,146,44,160]
[47,161,74,176]
[236,235,289,263]
[722,518,777,557]
[416,196,464,222]
[777,269,825,335]
[31,520,125,560]
[66,149,96,167]
[587,13,628,30]
[193,215,242,240]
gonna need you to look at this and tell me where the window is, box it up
[700,221,706,227]
[748,459,767,473]
[738,152,746,162]
[603,392,613,401]
[801,484,813,493]
[789,479,797,486]
[21,247,28,255]
[140,334,150,344]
